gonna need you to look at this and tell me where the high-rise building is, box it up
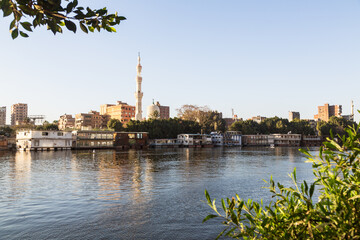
[58,114,75,130]
[314,103,342,121]
[11,103,28,126]
[289,111,300,121]
[0,106,6,126]
[135,53,143,121]
[100,101,135,125]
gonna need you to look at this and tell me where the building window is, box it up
[57,132,64,136]
[42,132,49,136]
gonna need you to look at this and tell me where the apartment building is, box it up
[75,111,109,130]
[100,101,135,125]
[288,111,300,121]
[314,103,342,121]
[11,103,28,125]
[58,114,75,130]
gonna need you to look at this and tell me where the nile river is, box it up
[0,147,317,239]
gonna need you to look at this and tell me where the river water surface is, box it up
[0,147,318,239]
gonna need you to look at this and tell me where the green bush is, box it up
[204,125,360,239]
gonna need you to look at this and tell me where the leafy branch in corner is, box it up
[0,0,126,39]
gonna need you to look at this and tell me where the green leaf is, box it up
[309,183,315,198]
[65,20,76,33]
[9,19,16,30]
[19,31,29,38]
[11,28,18,39]
[79,22,88,33]
[20,22,32,32]
[202,214,218,223]
[3,6,12,17]
[205,189,211,205]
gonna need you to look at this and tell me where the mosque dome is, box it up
[147,103,160,119]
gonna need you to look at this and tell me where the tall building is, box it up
[289,111,300,121]
[58,114,75,130]
[155,101,170,119]
[135,53,143,120]
[0,106,6,126]
[11,103,28,126]
[100,101,135,125]
[314,103,342,121]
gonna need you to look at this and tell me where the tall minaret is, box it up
[135,53,143,121]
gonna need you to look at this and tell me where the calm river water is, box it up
[0,147,318,239]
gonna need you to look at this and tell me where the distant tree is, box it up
[36,123,59,130]
[230,118,315,135]
[125,118,201,139]
[230,120,260,134]
[1,0,126,39]
[177,105,225,133]
[43,123,59,130]
[289,119,315,135]
[316,117,356,137]
[107,119,123,132]
[148,110,160,119]
[176,105,210,122]
[0,126,15,137]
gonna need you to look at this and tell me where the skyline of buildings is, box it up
[0,100,356,127]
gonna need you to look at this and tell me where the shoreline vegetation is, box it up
[204,123,360,239]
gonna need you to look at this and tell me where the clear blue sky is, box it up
[1,0,360,123]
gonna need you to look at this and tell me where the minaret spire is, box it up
[135,53,143,121]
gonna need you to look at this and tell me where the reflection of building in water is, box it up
[6,151,33,199]
[96,150,153,204]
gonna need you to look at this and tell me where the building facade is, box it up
[314,103,342,121]
[0,106,6,126]
[11,103,28,126]
[75,111,109,130]
[251,116,266,123]
[288,111,300,121]
[100,101,135,125]
[114,132,149,149]
[58,114,75,130]
[16,130,72,151]
[72,130,114,149]
[156,101,170,119]
[177,134,212,147]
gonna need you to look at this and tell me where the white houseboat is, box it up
[16,130,72,151]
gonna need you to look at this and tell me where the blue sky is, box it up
[1,0,360,123]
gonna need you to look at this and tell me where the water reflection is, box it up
[0,147,317,240]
